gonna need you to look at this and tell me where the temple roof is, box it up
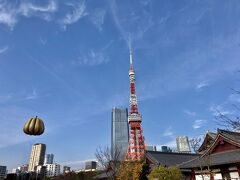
[146,151,199,167]
[198,132,217,152]
[179,149,240,168]
[218,129,240,144]
[198,129,240,153]
[180,129,240,169]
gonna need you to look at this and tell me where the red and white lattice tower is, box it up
[126,49,145,161]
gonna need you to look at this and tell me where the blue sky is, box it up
[0,0,240,170]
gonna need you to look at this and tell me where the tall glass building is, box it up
[44,154,54,164]
[111,108,129,160]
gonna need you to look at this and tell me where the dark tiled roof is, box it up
[146,151,199,167]
[198,132,217,152]
[218,129,240,144]
[179,149,240,169]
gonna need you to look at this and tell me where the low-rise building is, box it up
[85,161,97,171]
[63,166,71,174]
[19,164,28,173]
[11,168,20,174]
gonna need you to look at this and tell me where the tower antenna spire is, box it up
[130,48,133,65]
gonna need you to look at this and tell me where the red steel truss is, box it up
[126,49,145,161]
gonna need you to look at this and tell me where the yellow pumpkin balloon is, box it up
[23,116,45,136]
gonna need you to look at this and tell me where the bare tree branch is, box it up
[95,146,122,180]
[189,137,202,153]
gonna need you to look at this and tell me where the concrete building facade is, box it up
[28,143,46,172]
[45,164,60,177]
[176,136,191,153]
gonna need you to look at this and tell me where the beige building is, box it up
[28,143,46,172]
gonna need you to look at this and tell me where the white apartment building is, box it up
[45,164,60,177]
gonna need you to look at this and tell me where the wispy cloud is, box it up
[19,0,57,18]
[184,110,196,116]
[89,9,106,31]
[109,0,131,47]
[163,126,174,137]
[108,0,153,48]
[228,94,240,103]
[209,104,233,116]
[74,50,109,66]
[0,46,8,54]
[0,1,17,29]
[25,89,38,100]
[137,27,240,102]
[192,119,206,129]
[60,1,87,29]
[39,37,47,45]
[196,81,209,90]
[0,0,57,29]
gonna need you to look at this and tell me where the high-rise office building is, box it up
[44,154,54,164]
[161,146,172,152]
[176,136,191,153]
[111,108,129,160]
[28,143,46,172]
[0,166,7,179]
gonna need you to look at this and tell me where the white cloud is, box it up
[89,9,106,31]
[163,127,174,137]
[196,81,209,90]
[61,1,87,29]
[0,2,18,29]
[19,0,57,17]
[184,110,196,116]
[0,46,8,54]
[209,104,233,116]
[0,0,58,29]
[74,50,109,66]
[229,94,240,103]
[192,119,206,129]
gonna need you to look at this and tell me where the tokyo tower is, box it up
[126,49,145,161]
